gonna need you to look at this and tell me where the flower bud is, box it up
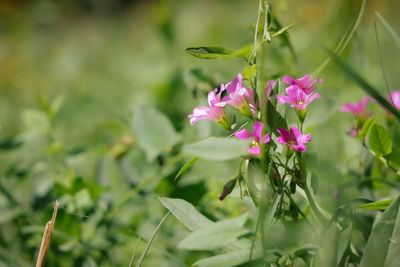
[218,178,237,201]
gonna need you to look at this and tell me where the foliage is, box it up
[0,0,400,266]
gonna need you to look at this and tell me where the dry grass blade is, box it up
[35,200,59,267]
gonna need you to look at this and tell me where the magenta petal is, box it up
[303,87,314,95]
[225,74,243,95]
[276,95,291,104]
[248,146,261,155]
[391,91,400,110]
[266,80,276,98]
[293,144,307,152]
[277,128,289,142]
[282,75,295,85]
[207,89,217,106]
[276,137,287,144]
[290,127,302,138]
[263,133,270,144]
[234,129,253,140]
[298,133,312,144]
[253,121,264,141]
[307,92,321,104]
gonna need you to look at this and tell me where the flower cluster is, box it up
[189,74,322,154]
[339,90,400,137]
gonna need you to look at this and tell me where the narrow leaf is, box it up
[361,199,394,210]
[175,157,199,180]
[376,12,400,51]
[326,49,400,121]
[312,0,366,77]
[159,197,213,231]
[337,224,352,265]
[185,45,251,60]
[357,117,376,142]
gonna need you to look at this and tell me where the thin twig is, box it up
[35,200,59,267]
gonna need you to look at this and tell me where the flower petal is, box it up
[277,128,290,143]
[266,80,276,99]
[293,144,307,152]
[225,74,243,95]
[298,133,312,144]
[234,129,253,140]
[282,75,295,85]
[262,133,270,144]
[276,95,292,104]
[248,146,261,155]
[253,121,264,141]
[290,126,302,138]
[306,92,320,105]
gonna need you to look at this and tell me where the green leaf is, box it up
[242,65,257,82]
[376,12,400,51]
[325,49,400,122]
[158,197,213,231]
[183,137,248,161]
[175,157,199,180]
[178,213,248,250]
[337,224,352,265]
[131,105,181,161]
[360,196,400,267]
[318,224,338,267]
[361,199,394,210]
[385,149,400,168]
[357,117,377,142]
[369,124,392,157]
[185,45,251,60]
[192,249,252,267]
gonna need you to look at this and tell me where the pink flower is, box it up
[339,96,370,116]
[188,86,231,129]
[234,121,270,155]
[283,75,323,95]
[277,127,311,152]
[276,85,320,110]
[388,90,400,111]
[222,74,256,117]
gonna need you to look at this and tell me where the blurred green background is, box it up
[0,0,399,266]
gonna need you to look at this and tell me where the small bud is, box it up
[218,178,237,201]
[295,108,307,124]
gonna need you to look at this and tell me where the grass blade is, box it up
[175,157,199,180]
[129,236,141,267]
[376,12,400,51]
[136,212,170,267]
[325,48,400,122]
[312,0,366,77]
[374,22,391,97]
